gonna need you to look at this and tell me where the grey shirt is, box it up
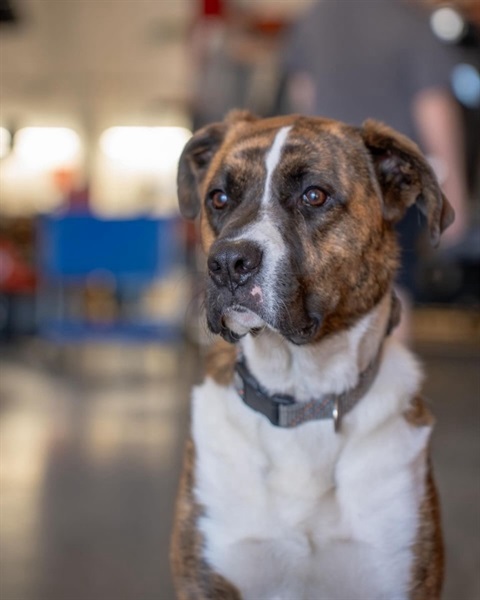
[282,0,457,141]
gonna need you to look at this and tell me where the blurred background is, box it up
[0,0,479,599]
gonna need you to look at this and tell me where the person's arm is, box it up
[412,87,469,246]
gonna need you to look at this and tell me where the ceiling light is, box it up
[14,127,82,169]
[99,127,191,172]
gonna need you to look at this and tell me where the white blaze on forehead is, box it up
[261,126,292,207]
[230,125,292,322]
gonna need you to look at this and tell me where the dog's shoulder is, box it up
[170,437,242,600]
[409,459,444,599]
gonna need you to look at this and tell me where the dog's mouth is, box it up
[205,275,323,345]
[219,306,266,342]
[210,304,321,345]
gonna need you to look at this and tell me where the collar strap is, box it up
[233,291,398,432]
[234,350,382,432]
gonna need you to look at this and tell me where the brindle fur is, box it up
[410,464,444,600]
[180,113,450,342]
[170,438,241,600]
[205,338,237,386]
[404,396,444,599]
[200,116,399,339]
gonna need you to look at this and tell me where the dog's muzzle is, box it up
[206,239,266,341]
[206,238,322,345]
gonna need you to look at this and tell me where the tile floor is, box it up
[0,332,478,600]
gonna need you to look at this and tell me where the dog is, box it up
[171,111,452,600]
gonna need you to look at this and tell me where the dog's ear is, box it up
[177,121,228,219]
[177,110,258,219]
[360,119,454,246]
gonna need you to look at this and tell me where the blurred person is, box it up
[189,1,286,128]
[280,0,469,340]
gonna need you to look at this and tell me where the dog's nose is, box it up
[208,240,263,290]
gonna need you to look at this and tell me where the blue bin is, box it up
[36,214,184,343]
[38,214,180,283]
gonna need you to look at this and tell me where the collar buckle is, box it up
[235,361,295,426]
[270,394,295,427]
[249,389,295,427]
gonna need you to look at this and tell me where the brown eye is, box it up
[210,190,229,209]
[301,186,327,207]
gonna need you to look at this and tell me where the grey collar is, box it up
[233,292,399,432]
[234,349,383,433]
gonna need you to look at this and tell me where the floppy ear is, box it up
[177,110,258,219]
[177,121,227,219]
[360,119,454,246]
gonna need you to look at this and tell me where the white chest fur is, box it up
[192,318,431,600]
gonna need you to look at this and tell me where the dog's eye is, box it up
[210,190,229,210]
[301,186,328,208]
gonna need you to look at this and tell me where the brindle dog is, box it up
[171,111,451,600]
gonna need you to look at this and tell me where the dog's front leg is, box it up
[170,438,241,600]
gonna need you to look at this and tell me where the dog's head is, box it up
[178,111,453,344]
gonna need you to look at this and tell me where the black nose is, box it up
[208,240,263,291]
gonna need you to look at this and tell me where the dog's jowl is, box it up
[171,112,452,600]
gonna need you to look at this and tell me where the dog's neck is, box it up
[239,292,393,403]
